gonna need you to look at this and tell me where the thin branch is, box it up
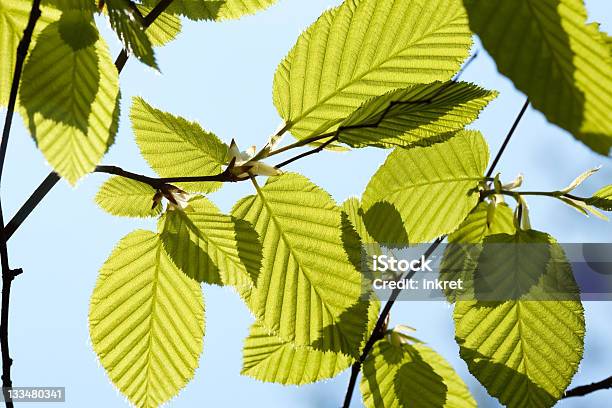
[563,375,612,399]
[0,0,42,405]
[341,97,530,408]
[6,0,175,241]
[486,98,529,178]
[93,165,239,187]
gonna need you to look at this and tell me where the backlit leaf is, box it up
[95,176,161,217]
[89,230,204,408]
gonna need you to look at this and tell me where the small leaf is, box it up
[233,173,366,357]
[241,320,351,385]
[273,0,473,142]
[361,338,476,408]
[89,230,204,408]
[585,185,612,211]
[463,0,612,155]
[18,10,120,184]
[131,97,228,193]
[137,5,181,47]
[560,166,601,193]
[159,196,261,288]
[338,81,497,148]
[362,130,489,243]
[106,0,157,68]
[95,176,161,217]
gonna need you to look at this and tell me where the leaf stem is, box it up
[0,0,42,405]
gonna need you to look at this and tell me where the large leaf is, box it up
[463,0,612,155]
[0,0,60,106]
[95,176,161,218]
[143,0,277,21]
[232,173,366,356]
[89,230,204,408]
[362,130,489,243]
[338,81,497,148]
[137,5,181,47]
[273,0,472,141]
[131,97,228,193]
[159,196,261,288]
[19,10,120,184]
[361,338,476,408]
[106,0,157,68]
[454,230,585,407]
[241,320,352,385]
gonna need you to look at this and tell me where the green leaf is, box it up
[338,81,497,148]
[106,0,157,68]
[19,11,120,184]
[137,5,181,47]
[454,232,585,407]
[159,196,261,288]
[131,97,228,193]
[89,230,204,408]
[361,338,476,408]
[95,176,161,218]
[273,0,472,141]
[0,0,60,106]
[463,0,612,155]
[232,173,366,356]
[440,202,515,302]
[241,320,352,385]
[585,185,612,210]
[362,130,489,243]
[143,0,277,21]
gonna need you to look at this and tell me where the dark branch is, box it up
[486,98,529,178]
[563,376,612,399]
[0,0,42,405]
[93,165,240,187]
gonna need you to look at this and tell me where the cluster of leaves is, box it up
[2,0,611,407]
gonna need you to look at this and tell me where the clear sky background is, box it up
[2,0,611,407]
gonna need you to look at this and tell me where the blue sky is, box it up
[2,0,612,406]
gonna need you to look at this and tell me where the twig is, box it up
[6,0,175,241]
[0,0,42,405]
[93,165,239,187]
[486,98,529,178]
[563,375,612,398]
[341,98,530,408]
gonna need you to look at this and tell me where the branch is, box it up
[563,375,612,399]
[0,0,42,405]
[6,0,175,241]
[93,165,240,187]
[341,97,530,407]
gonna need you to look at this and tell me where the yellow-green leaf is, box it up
[107,0,157,68]
[145,0,277,21]
[131,97,228,193]
[19,11,120,184]
[241,320,352,385]
[159,196,261,288]
[585,185,612,210]
[362,131,489,243]
[361,338,476,408]
[95,176,161,218]
[89,230,204,408]
[463,0,612,155]
[274,0,472,142]
[0,0,60,106]
[232,173,366,357]
[338,81,497,149]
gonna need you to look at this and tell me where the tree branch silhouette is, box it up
[0,0,42,405]
[563,375,612,398]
